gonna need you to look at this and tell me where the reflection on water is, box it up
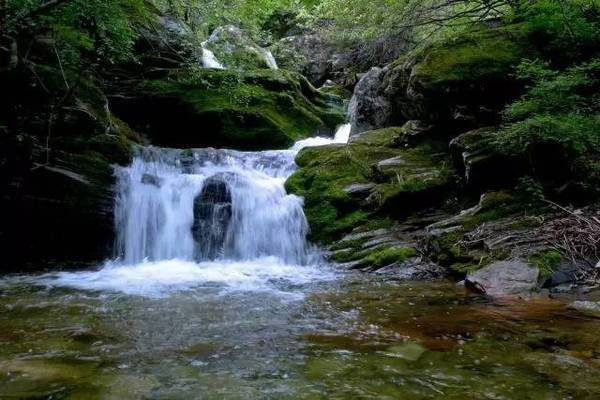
[1,272,600,399]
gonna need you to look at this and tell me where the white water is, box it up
[201,41,225,69]
[42,125,352,297]
[261,48,279,70]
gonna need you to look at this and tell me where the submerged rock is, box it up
[465,260,540,296]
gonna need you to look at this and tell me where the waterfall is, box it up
[261,48,279,70]
[114,124,352,266]
[35,125,350,296]
[201,41,225,69]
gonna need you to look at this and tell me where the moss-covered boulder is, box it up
[285,127,456,244]
[351,23,534,135]
[110,68,345,150]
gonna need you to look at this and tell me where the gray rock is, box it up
[344,183,376,197]
[141,173,161,188]
[570,301,600,313]
[375,258,446,280]
[465,260,539,296]
[377,156,405,169]
[349,67,394,136]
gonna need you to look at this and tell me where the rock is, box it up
[349,67,396,136]
[141,173,161,188]
[385,342,427,361]
[377,156,405,169]
[450,127,525,189]
[343,183,375,198]
[569,301,600,313]
[465,260,540,296]
[0,65,138,270]
[110,68,344,150]
[192,176,233,260]
[273,34,357,87]
[348,24,531,136]
[375,258,446,280]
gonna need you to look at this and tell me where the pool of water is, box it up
[1,263,600,399]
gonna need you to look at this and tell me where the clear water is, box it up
[2,277,600,399]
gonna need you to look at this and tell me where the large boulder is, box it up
[348,67,394,136]
[192,176,233,260]
[109,68,345,151]
[349,24,532,136]
[465,260,540,296]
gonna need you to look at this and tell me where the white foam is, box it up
[40,257,335,298]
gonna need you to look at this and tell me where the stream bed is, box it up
[2,266,600,399]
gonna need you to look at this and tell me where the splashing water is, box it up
[261,48,278,70]
[201,41,225,69]
[42,125,351,296]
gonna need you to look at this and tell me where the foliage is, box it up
[4,0,154,66]
[497,58,600,156]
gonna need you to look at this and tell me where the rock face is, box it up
[273,34,358,87]
[0,63,139,269]
[465,260,540,296]
[348,67,394,136]
[109,68,345,151]
[348,24,531,136]
[192,176,233,260]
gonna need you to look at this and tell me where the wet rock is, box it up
[349,67,395,136]
[192,176,233,260]
[465,260,540,296]
[141,173,161,188]
[570,301,600,314]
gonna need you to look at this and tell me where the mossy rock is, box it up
[112,68,344,150]
[286,127,456,244]
[382,23,535,129]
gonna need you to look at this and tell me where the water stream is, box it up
[2,124,600,398]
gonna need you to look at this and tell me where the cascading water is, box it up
[201,41,225,69]
[42,125,351,297]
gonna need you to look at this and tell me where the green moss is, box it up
[529,250,562,278]
[138,68,344,150]
[286,127,455,244]
[362,247,418,268]
[413,24,531,88]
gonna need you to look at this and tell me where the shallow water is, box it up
[2,266,600,399]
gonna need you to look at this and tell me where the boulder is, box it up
[348,67,395,136]
[348,24,532,136]
[465,260,540,296]
[192,176,233,260]
[109,68,344,151]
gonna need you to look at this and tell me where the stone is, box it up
[348,67,395,136]
[465,260,540,296]
[192,175,233,260]
[141,173,161,188]
[343,183,376,198]
[375,258,446,281]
